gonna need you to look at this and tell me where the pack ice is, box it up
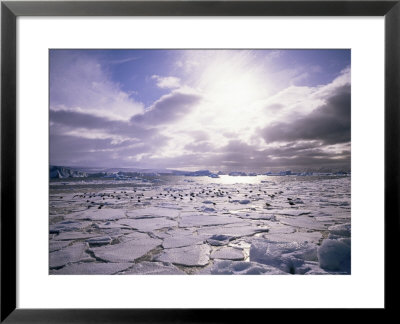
[49,175,351,274]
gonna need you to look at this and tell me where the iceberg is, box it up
[317,239,351,273]
[50,165,87,179]
[228,171,247,176]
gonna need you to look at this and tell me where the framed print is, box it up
[47,47,352,276]
[1,0,399,322]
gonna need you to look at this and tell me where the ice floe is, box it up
[50,220,92,234]
[263,231,322,244]
[207,234,235,246]
[126,207,180,219]
[49,175,350,274]
[50,243,91,268]
[90,237,161,263]
[67,208,126,221]
[49,241,70,252]
[278,216,328,230]
[328,223,351,238]
[86,236,113,246]
[50,262,132,275]
[117,217,177,232]
[250,239,318,274]
[198,223,267,238]
[53,232,100,241]
[156,244,210,266]
[121,261,186,275]
[162,235,205,249]
[179,214,243,227]
[199,260,287,275]
[210,247,244,260]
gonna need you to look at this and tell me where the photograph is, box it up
[49,49,351,275]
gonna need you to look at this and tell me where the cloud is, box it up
[109,56,139,65]
[131,89,201,126]
[208,140,350,171]
[186,130,210,142]
[261,84,351,145]
[50,110,155,140]
[264,103,284,111]
[50,124,171,168]
[50,51,144,121]
[152,139,350,172]
[50,50,351,171]
[49,108,173,166]
[184,141,214,153]
[151,75,181,89]
[128,63,351,171]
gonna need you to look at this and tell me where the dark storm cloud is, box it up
[50,134,115,166]
[50,132,171,168]
[262,143,351,165]
[262,85,351,145]
[49,110,172,167]
[177,138,349,171]
[50,110,109,129]
[50,110,155,139]
[200,140,350,171]
[128,137,350,171]
[218,148,350,171]
[131,91,201,125]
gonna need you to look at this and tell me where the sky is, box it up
[50,49,351,172]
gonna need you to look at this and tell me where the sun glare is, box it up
[185,53,270,135]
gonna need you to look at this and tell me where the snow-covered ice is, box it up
[50,262,132,275]
[50,220,92,234]
[199,260,287,275]
[328,223,351,238]
[207,234,235,246]
[90,237,162,263]
[249,239,319,274]
[126,207,180,219]
[49,243,92,268]
[49,241,70,252]
[162,235,205,249]
[53,232,100,241]
[49,175,350,274]
[155,244,210,266]
[66,208,126,221]
[86,236,113,246]
[117,217,177,232]
[263,230,322,244]
[211,247,244,260]
[121,261,186,275]
[179,214,243,227]
[318,239,351,272]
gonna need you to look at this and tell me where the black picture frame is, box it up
[1,0,399,322]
